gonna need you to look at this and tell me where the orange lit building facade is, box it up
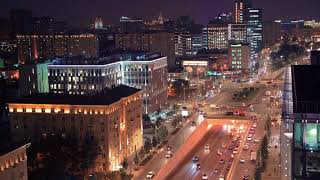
[7,85,143,172]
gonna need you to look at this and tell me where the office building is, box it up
[19,63,49,96]
[48,52,167,114]
[116,31,175,69]
[0,144,30,180]
[234,0,252,23]
[7,85,143,173]
[203,23,228,50]
[174,32,192,56]
[263,21,281,47]
[246,8,263,64]
[291,65,320,179]
[228,23,247,43]
[119,16,144,33]
[191,34,203,55]
[228,42,250,73]
[16,34,99,64]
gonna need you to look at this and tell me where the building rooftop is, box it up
[49,51,163,65]
[292,65,320,113]
[7,85,141,106]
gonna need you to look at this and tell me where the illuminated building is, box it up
[19,63,49,96]
[7,85,143,173]
[94,17,103,29]
[0,144,30,180]
[246,8,263,64]
[291,65,320,179]
[263,21,281,47]
[116,31,175,69]
[234,0,252,23]
[228,23,247,43]
[48,52,167,114]
[228,42,250,73]
[119,16,144,33]
[16,34,99,64]
[174,32,192,56]
[191,34,203,55]
[203,23,228,50]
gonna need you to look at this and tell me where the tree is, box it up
[144,138,152,153]
[121,157,129,170]
[156,126,168,142]
[133,153,140,165]
[152,136,158,148]
[143,114,151,122]
[155,117,162,128]
[138,148,145,158]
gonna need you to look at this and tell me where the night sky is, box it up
[1,0,320,27]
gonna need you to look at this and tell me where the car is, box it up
[219,159,225,164]
[233,150,237,154]
[217,150,223,156]
[243,145,249,150]
[268,144,272,148]
[219,175,225,180]
[228,159,233,165]
[213,168,219,174]
[203,113,207,117]
[205,144,210,150]
[146,171,154,179]
[193,156,199,162]
[239,157,245,163]
[202,173,208,180]
[196,163,201,170]
[228,145,234,150]
[248,133,253,137]
[247,137,252,141]
[191,121,196,126]
[166,151,172,158]
[225,111,234,116]
[221,144,226,148]
[253,123,257,128]
[231,154,235,159]
[243,174,249,180]
[166,146,172,151]
[254,139,260,143]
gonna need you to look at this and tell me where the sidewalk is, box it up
[262,116,281,180]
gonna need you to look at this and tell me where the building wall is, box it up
[16,34,99,64]
[228,43,250,72]
[47,57,168,114]
[205,24,229,50]
[0,144,29,180]
[8,92,143,172]
[174,32,192,56]
[263,21,281,47]
[115,32,175,69]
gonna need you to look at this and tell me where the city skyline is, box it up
[1,0,320,27]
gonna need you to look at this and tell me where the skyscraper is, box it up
[234,0,252,23]
[246,8,263,66]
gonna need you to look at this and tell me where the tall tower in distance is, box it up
[234,0,252,23]
[94,17,103,29]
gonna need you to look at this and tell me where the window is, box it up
[41,108,45,113]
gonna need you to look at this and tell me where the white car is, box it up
[233,150,237,154]
[253,123,257,128]
[202,174,208,180]
[166,151,172,158]
[243,145,249,150]
[146,171,154,179]
[254,139,259,144]
[205,144,210,150]
[239,157,245,163]
[247,137,252,141]
[219,175,225,180]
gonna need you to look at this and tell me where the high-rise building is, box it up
[19,63,49,96]
[33,17,55,34]
[116,31,175,69]
[94,17,103,29]
[228,42,250,73]
[191,34,203,55]
[16,34,99,64]
[263,21,281,47]
[290,65,320,179]
[203,23,228,50]
[234,0,252,23]
[7,85,143,173]
[0,144,30,180]
[48,52,167,114]
[174,32,192,56]
[246,8,263,65]
[119,16,144,33]
[228,23,247,43]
